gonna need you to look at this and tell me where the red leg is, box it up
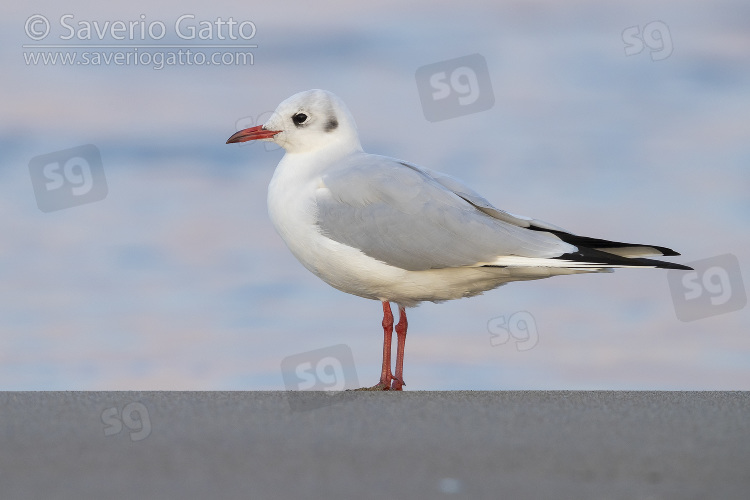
[391,306,408,391]
[378,301,395,389]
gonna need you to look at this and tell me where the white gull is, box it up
[227,89,691,390]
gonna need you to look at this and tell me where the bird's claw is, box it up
[352,382,391,391]
[352,375,405,391]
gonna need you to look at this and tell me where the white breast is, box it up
[266,154,396,299]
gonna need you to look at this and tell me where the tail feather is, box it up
[525,227,693,270]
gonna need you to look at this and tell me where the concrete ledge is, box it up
[1,391,748,499]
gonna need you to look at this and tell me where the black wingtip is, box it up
[658,248,681,257]
[667,263,694,271]
[554,247,693,270]
[528,226,684,257]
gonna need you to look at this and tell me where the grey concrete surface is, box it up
[1,391,748,500]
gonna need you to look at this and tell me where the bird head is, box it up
[227,89,362,155]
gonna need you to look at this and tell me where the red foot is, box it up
[392,306,408,391]
[358,302,409,392]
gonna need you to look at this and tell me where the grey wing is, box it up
[314,154,575,271]
[416,164,570,232]
[417,163,686,260]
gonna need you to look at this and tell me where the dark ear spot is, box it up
[324,117,338,132]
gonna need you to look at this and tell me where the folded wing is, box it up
[315,154,691,272]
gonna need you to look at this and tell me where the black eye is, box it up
[292,113,308,126]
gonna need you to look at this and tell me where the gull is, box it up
[227,89,691,391]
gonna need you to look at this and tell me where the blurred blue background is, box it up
[1,1,748,390]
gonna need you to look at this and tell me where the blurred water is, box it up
[1,0,748,389]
